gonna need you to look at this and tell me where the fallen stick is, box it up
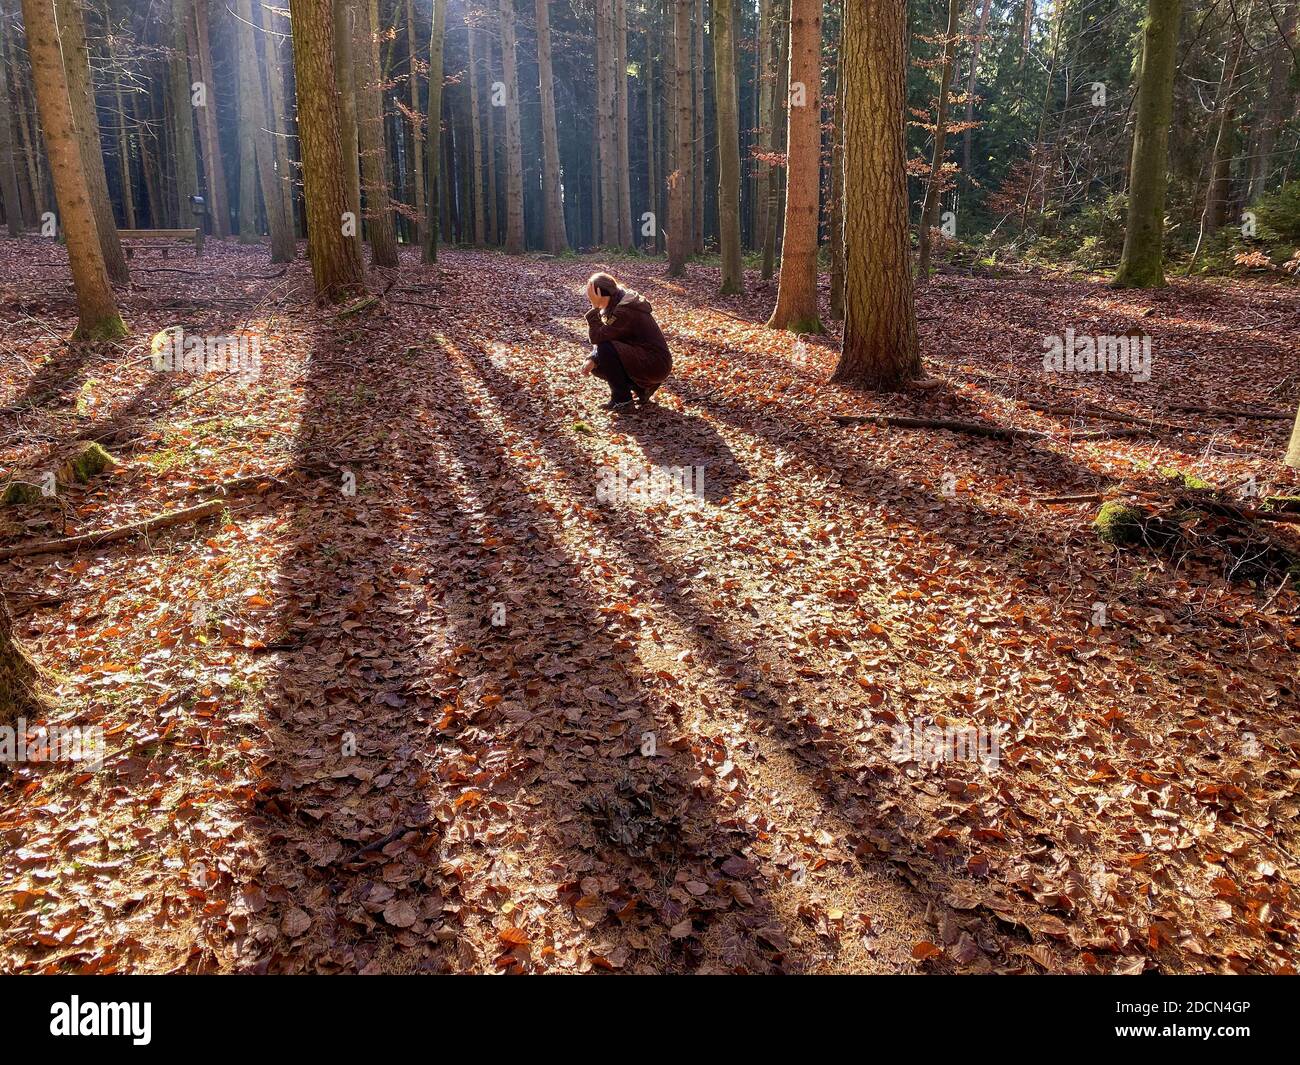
[1024,400,1185,431]
[832,413,1043,441]
[0,499,225,561]
[1164,403,1291,421]
[1034,493,1104,504]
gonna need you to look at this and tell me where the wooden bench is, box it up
[117,227,204,259]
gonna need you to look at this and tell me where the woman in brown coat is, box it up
[581,271,673,410]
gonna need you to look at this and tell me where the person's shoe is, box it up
[604,398,635,412]
[633,384,660,406]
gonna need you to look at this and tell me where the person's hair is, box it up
[587,271,622,299]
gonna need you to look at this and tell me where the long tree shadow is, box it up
[246,300,800,974]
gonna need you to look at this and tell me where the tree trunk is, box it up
[1112,0,1182,289]
[712,0,742,293]
[917,0,961,281]
[829,32,844,319]
[405,0,423,246]
[761,0,788,280]
[595,2,616,245]
[20,0,125,338]
[616,0,633,248]
[423,0,444,260]
[754,0,771,251]
[261,1,297,253]
[237,0,259,242]
[645,9,657,251]
[484,28,498,244]
[962,0,992,188]
[767,0,821,331]
[169,0,200,228]
[288,0,366,300]
[831,0,920,390]
[667,0,690,275]
[692,0,704,253]
[236,0,291,260]
[0,0,24,234]
[467,18,484,244]
[498,0,524,254]
[193,0,228,237]
[535,0,568,253]
[1247,1,1297,202]
[353,0,397,265]
[55,0,129,283]
[1287,402,1300,468]
[1,596,46,724]
[334,0,362,258]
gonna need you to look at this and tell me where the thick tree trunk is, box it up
[56,0,129,284]
[645,11,656,252]
[712,0,742,293]
[260,2,297,253]
[236,0,292,260]
[0,0,24,234]
[917,0,962,281]
[1,596,46,724]
[353,0,397,265]
[236,1,259,242]
[405,0,423,247]
[334,0,362,258]
[423,0,444,260]
[169,0,200,227]
[595,2,616,245]
[288,0,366,300]
[767,0,821,331]
[20,0,125,338]
[831,0,920,390]
[615,0,633,248]
[1113,0,1182,289]
[193,0,228,237]
[761,0,788,280]
[498,0,524,253]
[667,0,690,275]
[467,19,484,244]
[692,0,704,253]
[829,38,844,320]
[535,0,568,253]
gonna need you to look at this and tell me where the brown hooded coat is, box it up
[585,289,673,389]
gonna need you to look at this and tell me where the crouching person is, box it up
[581,271,673,411]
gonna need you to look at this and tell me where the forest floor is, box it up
[2,238,1298,974]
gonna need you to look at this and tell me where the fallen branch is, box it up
[832,413,1043,441]
[1164,403,1291,421]
[1024,400,1186,431]
[0,499,225,561]
[1035,493,1104,504]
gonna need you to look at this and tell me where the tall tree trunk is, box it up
[767,0,821,331]
[20,0,125,338]
[405,0,423,246]
[236,0,291,260]
[467,18,484,244]
[712,0,742,293]
[667,0,690,275]
[498,0,524,253]
[334,0,362,257]
[535,0,567,253]
[169,0,200,227]
[1247,1,1297,201]
[595,2,616,245]
[645,9,656,251]
[692,0,704,252]
[287,0,365,300]
[1112,0,1182,289]
[55,0,128,283]
[754,0,772,251]
[615,0,633,248]
[424,0,444,259]
[761,0,788,280]
[0,0,24,234]
[193,0,228,237]
[484,29,498,244]
[353,0,397,264]
[829,28,844,319]
[831,0,919,390]
[237,1,259,242]
[962,0,992,189]
[917,0,962,281]
[261,1,297,252]
[1287,402,1300,468]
